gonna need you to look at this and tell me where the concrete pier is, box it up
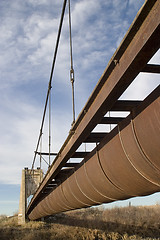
[18,168,43,224]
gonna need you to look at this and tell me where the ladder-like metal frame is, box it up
[27,0,160,216]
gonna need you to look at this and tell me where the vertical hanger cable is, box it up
[68,0,76,126]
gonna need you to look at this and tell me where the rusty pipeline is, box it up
[28,86,160,220]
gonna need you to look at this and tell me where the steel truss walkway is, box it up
[27,0,160,220]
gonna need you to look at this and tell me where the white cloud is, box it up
[0,94,41,184]
[0,86,72,184]
[27,0,60,7]
[28,0,49,5]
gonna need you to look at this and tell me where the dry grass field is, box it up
[0,205,160,240]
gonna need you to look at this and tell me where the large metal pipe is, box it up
[29,86,160,220]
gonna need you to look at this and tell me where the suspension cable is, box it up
[31,0,67,170]
[68,0,76,126]
[40,133,43,169]
[48,90,51,167]
[40,134,43,182]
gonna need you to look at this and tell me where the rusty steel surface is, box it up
[27,0,160,218]
[28,86,160,220]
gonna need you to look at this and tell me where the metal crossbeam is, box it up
[100,117,125,124]
[36,152,57,156]
[84,133,107,143]
[71,152,90,158]
[64,162,79,167]
[111,100,142,111]
[142,64,160,73]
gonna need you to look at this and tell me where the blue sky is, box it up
[0,0,159,216]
